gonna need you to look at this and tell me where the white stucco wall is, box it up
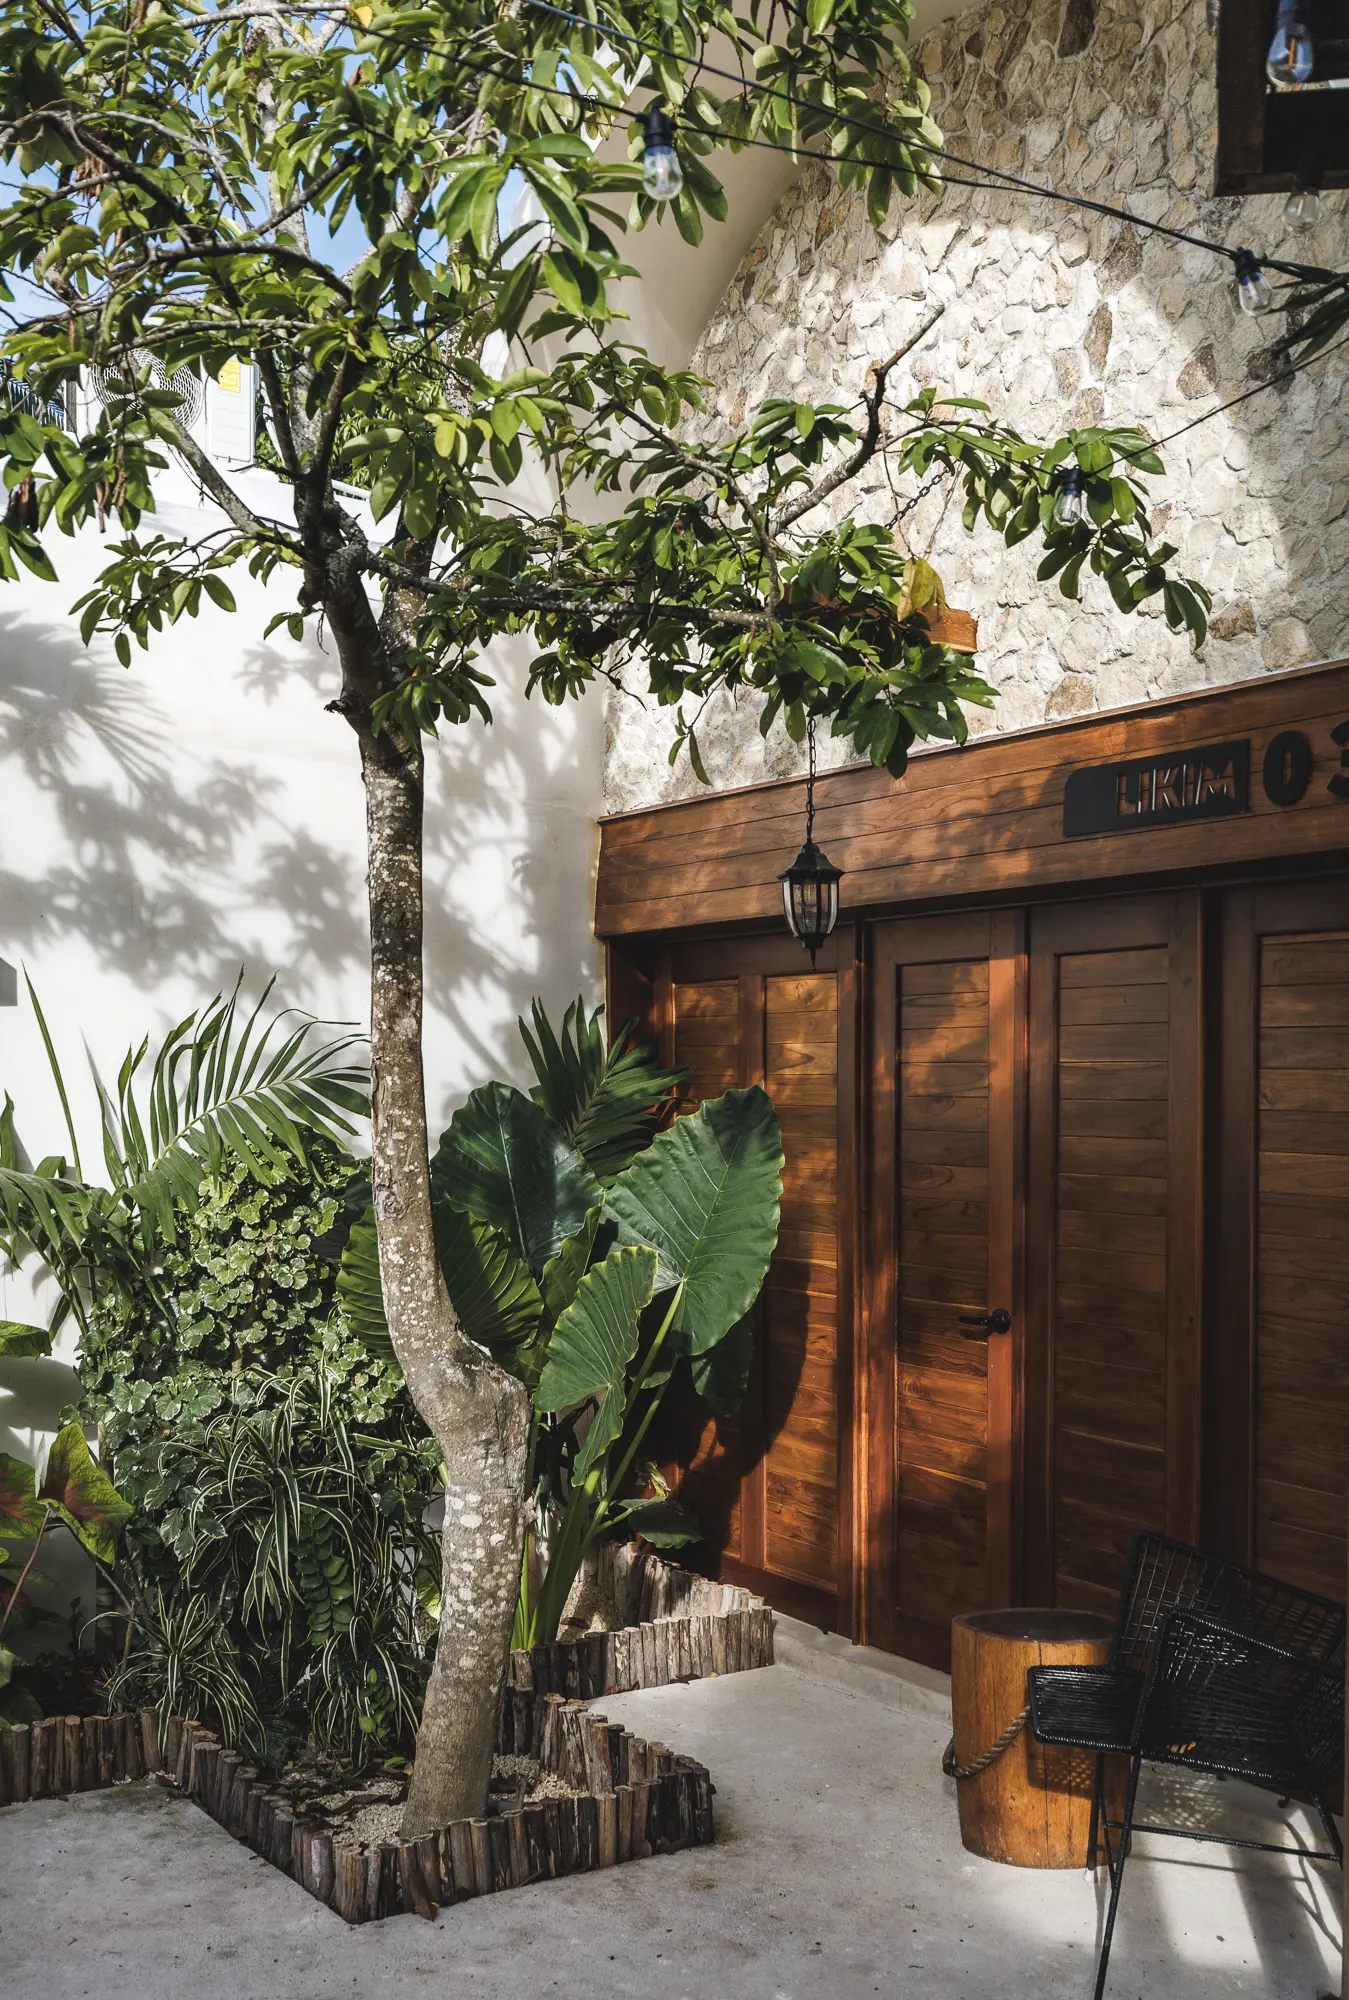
[0,461,605,1635]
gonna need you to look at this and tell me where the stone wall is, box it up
[603,0,1349,813]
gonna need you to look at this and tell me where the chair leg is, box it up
[1086,1753,1104,1872]
[1314,1796,1342,1867]
[1092,1753,1142,2000]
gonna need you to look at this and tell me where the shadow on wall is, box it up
[0,603,603,1127]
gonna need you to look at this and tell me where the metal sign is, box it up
[1063,740,1251,839]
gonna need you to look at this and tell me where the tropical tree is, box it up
[0,0,1213,1830]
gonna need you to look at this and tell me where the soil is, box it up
[277,1752,585,1848]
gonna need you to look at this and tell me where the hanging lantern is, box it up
[779,724,843,966]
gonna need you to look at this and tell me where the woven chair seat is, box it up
[1029,1667,1143,1755]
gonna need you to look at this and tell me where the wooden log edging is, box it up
[0,1689,715,1925]
[507,1542,775,1699]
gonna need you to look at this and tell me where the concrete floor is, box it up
[1,1619,1342,2000]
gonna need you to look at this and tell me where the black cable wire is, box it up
[521,0,1316,272]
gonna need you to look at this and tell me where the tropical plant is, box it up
[0,0,1215,1835]
[340,1000,780,1651]
[0,975,367,1354]
[106,1371,440,1768]
[0,1421,132,1696]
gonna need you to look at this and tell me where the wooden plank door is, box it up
[1024,894,1203,1615]
[1211,879,1349,1598]
[648,930,857,1630]
[863,911,1024,1668]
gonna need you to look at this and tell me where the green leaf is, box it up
[335,1204,395,1364]
[612,1496,701,1548]
[519,998,685,1182]
[690,1311,755,1416]
[0,1453,44,1540]
[0,1320,52,1358]
[604,1088,783,1354]
[431,1083,601,1275]
[436,1204,546,1372]
[38,1422,132,1563]
[535,1244,657,1412]
[539,1208,600,1327]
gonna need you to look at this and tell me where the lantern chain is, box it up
[806,721,817,849]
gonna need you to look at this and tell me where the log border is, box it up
[0,1690,715,1924]
[509,1543,775,1699]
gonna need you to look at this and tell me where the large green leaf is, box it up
[0,1453,44,1540]
[431,1082,600,1275]
[436,1205,546,1373]
[536,1244,657,1413]
[538,1208,600,1328]
[611,1496,702,1548]
[519,997,686,1182]
[0,1320,52,1358]
[334,1205,395,1364]
[38,1422,132,1563]
[603,1088,783,1354]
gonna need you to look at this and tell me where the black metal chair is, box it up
[1027,1533,1346,2000]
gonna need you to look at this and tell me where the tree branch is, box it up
[776,305,946,531]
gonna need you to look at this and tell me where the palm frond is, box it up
[519,997,686,1182]
[99,975,368,1236]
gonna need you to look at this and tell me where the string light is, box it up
[1053,467,1087,527]
[1234,249,1275,315]
[1205,0,1219,31]
[1284,156,1322,232]
[639,107,683,201]
[1266,0,1314,84]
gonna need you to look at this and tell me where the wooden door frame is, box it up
[860,909,1026,1660]
[1023,891,1204,1606]
[1207,877,1349,1562]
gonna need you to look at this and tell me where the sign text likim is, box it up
[1063,740,1250,839]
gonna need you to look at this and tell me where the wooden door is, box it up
[863,911,1024,1668]
[646,930,857,1629]
[1024,894,1203,1615]
[1211,879,1349,1598]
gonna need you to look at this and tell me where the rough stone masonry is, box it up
[603,0,1349,814]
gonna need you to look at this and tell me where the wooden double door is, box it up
[864,893,1202,1666]
[640,871,1349,1672]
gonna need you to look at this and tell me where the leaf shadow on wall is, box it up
[0,612,368,993]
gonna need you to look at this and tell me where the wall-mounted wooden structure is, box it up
[599,658,1349,1669]
[1216,0,1349,193]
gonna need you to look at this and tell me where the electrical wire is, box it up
[521,0,1328,277]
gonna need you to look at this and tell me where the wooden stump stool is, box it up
[950,1608,1126,1869]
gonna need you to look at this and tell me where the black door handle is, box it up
[957,1308,1012,1338]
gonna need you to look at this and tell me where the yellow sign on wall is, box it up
[216,356,241,393]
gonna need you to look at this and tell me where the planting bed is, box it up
[0,1689,714,1924]
[514,1541,774,1698]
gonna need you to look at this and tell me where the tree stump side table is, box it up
[950,1608,1127,1869]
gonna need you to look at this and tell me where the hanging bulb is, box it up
[640,108,683,202]
[1053,467,1087,529]
[1205,0,1219,33]
[1284,185,1321,230]
[1284,155,1322,232]
[1234,249,1274,315]
[1265,0,1313,84]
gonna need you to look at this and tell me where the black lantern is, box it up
[778,724,842,966]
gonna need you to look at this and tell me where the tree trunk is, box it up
[360,724,531,1836]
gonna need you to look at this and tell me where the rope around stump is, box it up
[941,1704,1031,1781]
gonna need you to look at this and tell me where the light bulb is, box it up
[640,108,683,203]
[1234,249,1274,315]
[1284,185,1321,230]
[1205,0,1219,32]
[1266,1,1313,84]
[1053,467,1087,528]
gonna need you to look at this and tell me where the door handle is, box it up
[957,1308,1012,1339]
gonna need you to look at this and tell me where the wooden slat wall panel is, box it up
[1254,932,1349,1603]
[1052,947,1170,1610]
[895,960,990,1627]
[670,977,744,1559]
[764,973,839,1588]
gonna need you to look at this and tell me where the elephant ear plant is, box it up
[341,1001,783,1651]
[0,1422,132,1700]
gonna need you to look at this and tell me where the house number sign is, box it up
[1062,722,1349,839]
